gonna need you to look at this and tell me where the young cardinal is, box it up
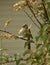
[18,24,33,39]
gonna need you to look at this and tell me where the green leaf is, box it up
[34,50,43,61]
[31,59,36,65]
[47,43,50,51]
[36,44,42,48]
[38,3,43,10]
[20,63,26,65]
[16,60,20,65]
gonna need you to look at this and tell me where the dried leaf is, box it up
[3,32,13,39]
[13,1,27,11]
[4,19,12,28]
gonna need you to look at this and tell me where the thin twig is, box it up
[41,0,49,22]
[23,10,40,29]
[26,0,42,26]
[0,30,11,34]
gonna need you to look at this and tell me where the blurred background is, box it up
[0,0,39,65]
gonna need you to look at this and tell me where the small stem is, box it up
[27,37,31,50]
[26,0,42,26]
[41,0,49,22]
[23,10,40,29]
[28,41,30,49]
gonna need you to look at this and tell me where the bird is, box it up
[18,24,33,39]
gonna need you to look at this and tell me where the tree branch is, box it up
[41,0,50,22]
[0,30,34,43]
[26,0,42,26]
[23,10,40,29]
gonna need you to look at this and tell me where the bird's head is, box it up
[22,24,28,29]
